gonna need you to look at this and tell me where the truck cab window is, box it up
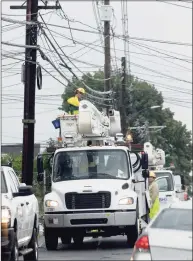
[6,171,18,193]
[53,149,130,182]
[1,171,8,193]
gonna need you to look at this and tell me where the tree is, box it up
[59,70,192,184]
[1,153,37,181]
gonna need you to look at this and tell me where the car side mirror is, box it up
[13,185,33,197]
[37,154,44,182]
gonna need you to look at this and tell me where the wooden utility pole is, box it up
[10,1,60,185]
[120,57,127,136]
[104,0,111,93]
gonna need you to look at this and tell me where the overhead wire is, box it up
[38,15,113,96]
[157,1,192,9]
[2,7,191,111]
[2,16,192,47]
[40,27,192,75]
[39,13,112,82]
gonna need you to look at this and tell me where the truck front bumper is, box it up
[44,210,136,228]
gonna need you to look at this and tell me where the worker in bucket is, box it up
[67,87,85,115]
[148,171,160,221]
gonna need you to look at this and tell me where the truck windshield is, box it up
[53,149,130,182]
[155,172,174,191]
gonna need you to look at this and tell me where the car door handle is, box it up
[166,195,172,197]
[26,202,29,205]
[21,203,24,206]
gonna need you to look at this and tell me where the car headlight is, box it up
[119,197,134,205]
[1,206,11,226]
[45,200,59,207]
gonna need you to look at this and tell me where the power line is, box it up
[157,1,192,9]
[3,16,192,47]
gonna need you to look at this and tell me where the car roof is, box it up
[169,200,192,210]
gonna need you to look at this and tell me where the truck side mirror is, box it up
[142,169,149,179]
[141,152,148,170]
[37,154,44,182]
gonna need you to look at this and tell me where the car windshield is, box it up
[1,171,8,193]
[151,208,192,231]
[53,149,129,182]
[155,172,174,191]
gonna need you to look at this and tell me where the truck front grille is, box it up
[65,192,111,209]
[70,218,108,225]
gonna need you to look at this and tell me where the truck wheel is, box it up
[126,206,139,248]
[44,227,58,250]
[61,235,71,245]
[10,232,19,261]
[24,228,38,261]
[73,235,84,245]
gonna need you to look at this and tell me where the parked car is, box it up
[130,200,192,260]
[1,165,39,261]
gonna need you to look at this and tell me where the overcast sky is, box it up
[2,0,192,147]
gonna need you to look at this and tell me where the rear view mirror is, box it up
[142,169,149,179]
[141,152,148,169]
[37,154,44,182]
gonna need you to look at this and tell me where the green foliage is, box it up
[1,153,37,181]
[59,70,192,183]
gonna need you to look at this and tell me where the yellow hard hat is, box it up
[76,88,85,94]
[149,171,156,178]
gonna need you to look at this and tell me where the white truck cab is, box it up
[155,170,181,208]
[42,146,144,249]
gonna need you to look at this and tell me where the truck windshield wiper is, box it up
[54,175,80,181]
[79,173,116,179]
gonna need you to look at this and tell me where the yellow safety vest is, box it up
[149,196,160,220]
[67,96,79,115]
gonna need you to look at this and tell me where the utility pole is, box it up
[120,57,127,136]
[10,1,60,185]
[104,0,111,93]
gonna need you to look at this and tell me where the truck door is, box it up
[155,176,176,209]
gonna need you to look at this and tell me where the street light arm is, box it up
[128,105,161,122]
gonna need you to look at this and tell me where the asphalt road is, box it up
[37,236,133,260]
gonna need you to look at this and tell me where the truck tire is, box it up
[73,235,84,245]
[10,232,19,261]
[61,235,71,245]
[126,205,139,248]
[24,228,38,261]
[44,226,58,250]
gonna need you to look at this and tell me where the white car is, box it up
[1,165,39,261]
[130,201,192,260]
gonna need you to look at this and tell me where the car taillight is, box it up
[135,235,149,249]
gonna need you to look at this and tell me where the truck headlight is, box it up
[1,206,11,226]
[45,200,59,207]
[119,197,134,205]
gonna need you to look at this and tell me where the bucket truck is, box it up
[36,100,166,250]
[144,142,182,209]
